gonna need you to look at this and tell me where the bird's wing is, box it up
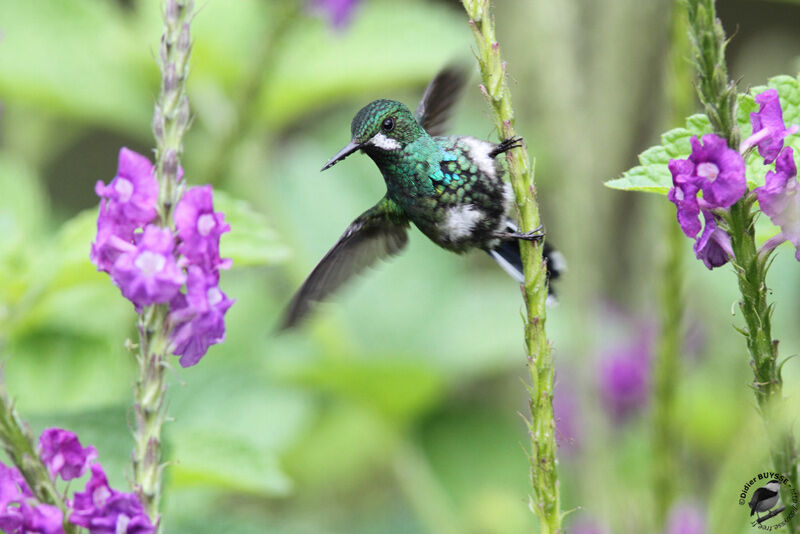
[750,489,766,514]
[414,64,470,137]
[278,197,409,330]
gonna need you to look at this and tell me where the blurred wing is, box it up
[278,198,409,330]
[414,64,470,136]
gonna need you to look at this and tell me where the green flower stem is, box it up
[131,0,195,527]
[132,304,170,525]
[686,0,799,528]
[724,199,800,531]
[460,1,561,532]
[684,0,738,149]
[0,385,78,534]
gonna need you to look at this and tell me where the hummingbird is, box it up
[279,66,562,329]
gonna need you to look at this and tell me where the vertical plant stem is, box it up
[653,216,684,526]
[0,385,78,534]
[393,442,464,534]
[460,1,561,532]
[132,0,195,528]
[653,2,692,525]
[726,198,800,531]
[685,0,799,528]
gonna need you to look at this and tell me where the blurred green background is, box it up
[1,1,799,532]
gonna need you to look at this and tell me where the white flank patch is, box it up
[369,132,401,150]
[461,136,496,179]
[440,205,484,240]
[502,183,515,215]
[548,250,568,273]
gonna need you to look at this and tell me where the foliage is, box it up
[606,75,800,194]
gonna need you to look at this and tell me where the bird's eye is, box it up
[381,117,395,132]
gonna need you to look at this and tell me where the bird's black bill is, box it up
[321,141,362,171]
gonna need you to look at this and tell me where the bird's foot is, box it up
[494,225,544,242]
[489,136,524,158]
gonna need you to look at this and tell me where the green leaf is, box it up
[214,191,291,267]
[169,431,293,496]
[0,1,154,135]
[282,358,444,423]
[260,0,470,128]
[605,114,711,194]
[606,74,800,194]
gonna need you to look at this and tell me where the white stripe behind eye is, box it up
[370,132,402,150]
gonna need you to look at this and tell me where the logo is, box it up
[739,472,799,530]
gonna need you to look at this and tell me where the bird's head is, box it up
[767,480,782,490]
[321,99,424,171]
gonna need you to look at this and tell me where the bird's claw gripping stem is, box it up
[494,224,544,242]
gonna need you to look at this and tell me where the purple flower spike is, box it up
[39,428,97,482]
[688,134,747,209]
[111,225,186,308]
[598,334,651,423]
[755,148,800,260]
[665,502,706,534]
[169,266,234,367]
[311,0,360,28]
[70,465,154,534]
[743,89,799,164]
[94,148,158,228]
[174,186,231,275]
[553,375,580,452]
[693,212,733,269]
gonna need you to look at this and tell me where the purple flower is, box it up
[668,134,745,230]
[598,334,651,423]
[110,225,186,308]
[665,502,706,534]
[19,503,64,534]
[70,465,154,534]
[687,134,747,210]
[668,159,702,238]
[311,0,360,28]
[94,148,158,229]
[168,266,234,367]
[0,464,63,534]
[693,211,733,269]
[755,148,800,260]
[91,148,158,274]
[0,463,27,533]
[39,428,97,482]
[90,216,136,274]
[668,135,743,269]
[742,89,799,164]
[174,186,231,275]
[570,518,610,534]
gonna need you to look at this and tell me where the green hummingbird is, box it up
[280,66,562,329]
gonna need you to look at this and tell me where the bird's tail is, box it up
[486,229,565,296]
